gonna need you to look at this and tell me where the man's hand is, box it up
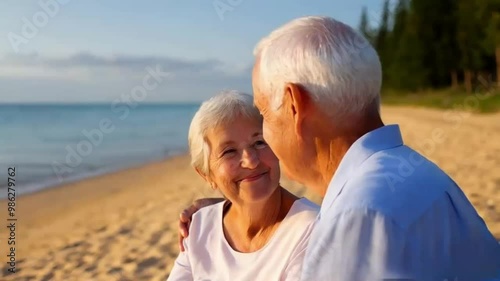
[178,197,224,251]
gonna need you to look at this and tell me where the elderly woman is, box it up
[167,90,318,281]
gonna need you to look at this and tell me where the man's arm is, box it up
[177,197,224,251]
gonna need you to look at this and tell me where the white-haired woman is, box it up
[167,90,318,281]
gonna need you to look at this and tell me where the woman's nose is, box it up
[241,148,259,169]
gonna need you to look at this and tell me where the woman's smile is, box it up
[239,171,268,183]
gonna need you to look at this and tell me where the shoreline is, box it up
[0,150,187,200]
[0,153,194,224]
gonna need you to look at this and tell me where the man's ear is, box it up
[283,82,310,138]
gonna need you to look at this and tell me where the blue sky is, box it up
[0,0,385,103]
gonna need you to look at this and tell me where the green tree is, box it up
[389,0,429,91]
[360,0,494,93]
[386,0,413,90]
[390,0,409,46]
[431,0,461,89]
[482,0,500,87]
[405,0,462,89]
[359,6,374,43]
[385,0,461,91]
[374,0,391,85]
[457,0,486,92]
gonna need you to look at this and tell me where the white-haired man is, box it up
[179,16,500,280]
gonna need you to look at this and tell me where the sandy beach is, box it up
[1,105,499,281]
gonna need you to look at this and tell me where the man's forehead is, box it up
[253,56,260,68]
[251,59,265,111]
[253,95,259,107]
[252,58,260,83]
[253,93,264,109]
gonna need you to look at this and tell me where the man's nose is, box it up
[241,148,259,169]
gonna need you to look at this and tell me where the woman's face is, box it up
[205,116,281,205]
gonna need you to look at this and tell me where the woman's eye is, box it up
[222,149,236,156]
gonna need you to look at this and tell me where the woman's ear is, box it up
[195,167,210,182]
[195,167,217,190]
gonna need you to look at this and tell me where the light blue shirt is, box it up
[300,124,500,281]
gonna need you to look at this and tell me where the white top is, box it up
[168,197,319,281]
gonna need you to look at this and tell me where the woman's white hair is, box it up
[253,16,382,117]
[188,90,262,176]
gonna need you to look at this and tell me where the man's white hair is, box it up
[188,90,262,175]
[253,16,382,117]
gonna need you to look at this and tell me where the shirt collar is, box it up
[320,124,404,217]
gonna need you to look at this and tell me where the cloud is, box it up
[0,52,253,103]
[0,52,230,74]
[0,65,91,81]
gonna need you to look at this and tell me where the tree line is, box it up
[359,0,499,93]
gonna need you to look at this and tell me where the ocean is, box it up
[0,103,201,198]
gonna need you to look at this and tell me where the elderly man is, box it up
[179,16,500,280]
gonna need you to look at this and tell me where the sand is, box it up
[0,105,499,281]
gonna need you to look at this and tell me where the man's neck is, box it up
[314,115,385,196]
